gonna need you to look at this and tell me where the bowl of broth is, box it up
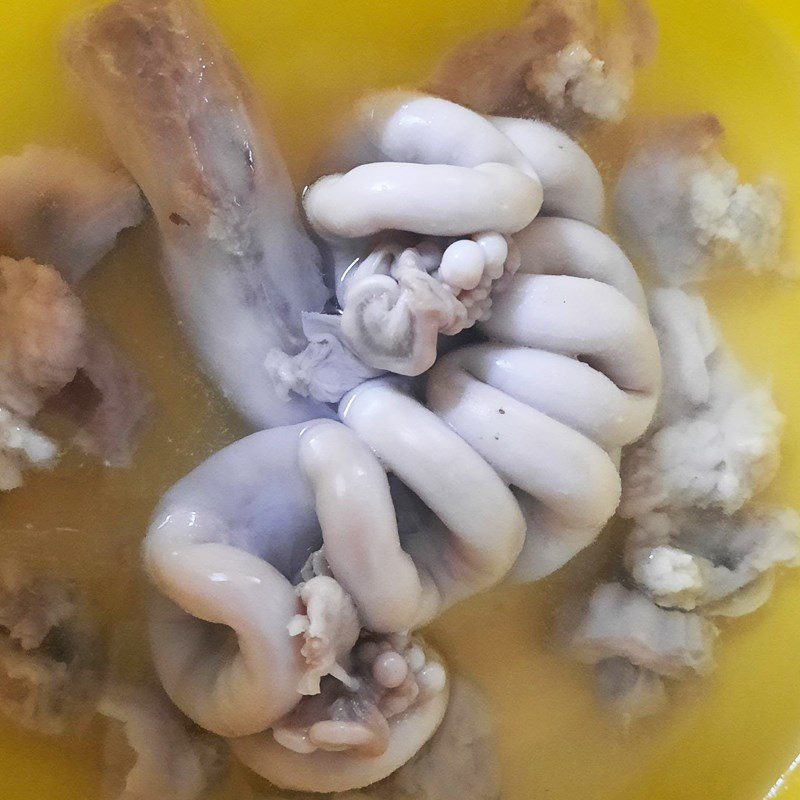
[1,1,800,798]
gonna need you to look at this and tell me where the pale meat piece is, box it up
[54,327,150,468]
[566,582,717,678]
[593,657,667,723]
[0,256,85,419]
[625,506,800,613]
[620,289,782,517]
[0,408,57,490]
[0,560,101,735]
[0,641,80,735]
[703,571,778,618]
[99,684,225,800]
[0,561,76,650]
[620,358,782,516]
[429,0,657,132]
[614,115,786,284]
[645,288,717,426]
[0,256,148,476]
[0,145,144,284]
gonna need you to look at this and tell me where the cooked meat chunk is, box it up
[429,0,657,132]
[0,145,144,284]
[614,115,785,284]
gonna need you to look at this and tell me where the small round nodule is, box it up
[474,232,508,279]
[406,645,426,673]
[439,239,486,290]
[416,662,447,696]
[373,651,409,689]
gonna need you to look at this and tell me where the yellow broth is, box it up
[1,0,800,798]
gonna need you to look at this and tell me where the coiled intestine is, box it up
[66,0,660,792]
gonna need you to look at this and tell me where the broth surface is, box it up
[1,1,800,798]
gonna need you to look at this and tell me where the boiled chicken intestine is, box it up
[66,0,660,792]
